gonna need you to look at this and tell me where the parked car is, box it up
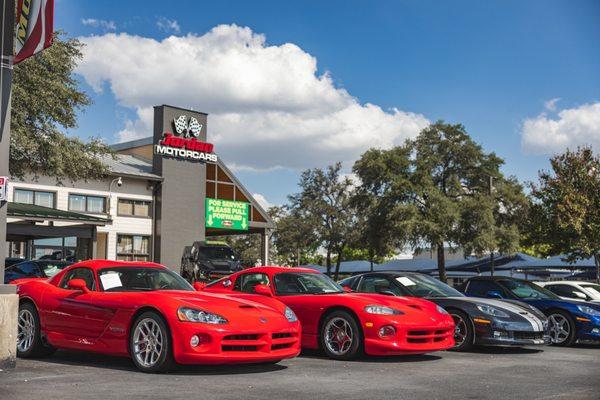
[537,281,600,303]
[459,276,600,346]
[201,266,455,360]
[181,241,243,282]
[5,257,26,268]
[339,272,550,351]
[4,260,72,284]
[13,260,301,372]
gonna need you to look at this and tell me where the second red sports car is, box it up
[13,260,301,372]
[202,266,455,360]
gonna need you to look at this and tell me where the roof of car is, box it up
[241,266,320,274]
[467,276,514,281]
[67,259,166,271]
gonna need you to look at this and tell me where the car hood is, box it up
[444,296,546,320]
[337,292,450,320]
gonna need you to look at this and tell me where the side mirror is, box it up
[572,291,587,300]
[486,290,503,299]
[67,278,89,293]
[342,285,353,293]
[254,284,272,297]
[193,282,206,291]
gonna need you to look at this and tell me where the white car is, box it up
[537,281,600,303]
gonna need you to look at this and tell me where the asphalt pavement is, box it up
[0,345,598,400]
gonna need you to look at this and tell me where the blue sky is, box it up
[55,0,600,206]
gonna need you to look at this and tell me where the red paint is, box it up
[159,133,214,153]
[204,266,456,356]
[14,260,300,365]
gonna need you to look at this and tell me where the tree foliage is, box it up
[10,32,113,182]
[527,147,600,282]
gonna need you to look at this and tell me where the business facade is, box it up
[5,105,274,270]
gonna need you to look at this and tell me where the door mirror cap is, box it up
[253,284,272,297]
[342,285,353,293]
[486,290,503,299]
[67,278,89,293]
[193,282,206,291]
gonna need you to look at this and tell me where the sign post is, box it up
[205,198,249,231]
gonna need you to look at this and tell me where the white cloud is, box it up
[156,17,180,34]
[81,18,116,31]
[521,102,600,154]
[76,25,429,170]
[252,193,272,210]
[544,97,561,112]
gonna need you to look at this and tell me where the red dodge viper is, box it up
[202,267,455,360]
[12,260,301,372]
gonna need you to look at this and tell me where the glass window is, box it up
[69,194,86,212]
[87,196,105,213]
[98,267,193,292]
[233,273,270,293]
[545,284,588,300]
[273,272,343,295]
[134,201,150,217]
[393,274,463,298]
[117,199,134,215]
[117,199,150,217]
[465,280,504,297]
[499,279,558,300]
[59,267,96,290]
[14,189,34,204]
[10,262,39,276]
[40,262,70,277]
[117,235,150,261]
[34,191,54,208]
[358,276,404,296]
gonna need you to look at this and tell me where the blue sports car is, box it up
[459,277,600,346]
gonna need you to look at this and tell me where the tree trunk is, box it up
[296,246,300,267]
[369,249,374,272]
[326,248,332,276]
[334,250,343,281]
[490,252,495,277]
[595,253,600,284]
[437,243,447,283]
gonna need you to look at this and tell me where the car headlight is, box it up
[436,305,449,315]
[177,307,228,324]
[284,307,298,323]
[476,304,510,318]
[364,305,404,315]
[577,305,600,317]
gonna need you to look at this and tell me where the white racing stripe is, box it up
[451,297,544,331]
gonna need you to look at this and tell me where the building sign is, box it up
[0,177,8,202]
[205,198,249,231]
[154,115,217,162]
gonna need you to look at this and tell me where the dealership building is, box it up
[4,105,274,270]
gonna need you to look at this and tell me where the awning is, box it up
[7,202,111,226]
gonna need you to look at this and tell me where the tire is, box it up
[319,310,363,360]
[129,311,175,373]
[546,309,577,347]
[449,310,474,352]
[17,302,56,358]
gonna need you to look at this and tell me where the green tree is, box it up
[10,33,113,181]
[527,147,600,283]
[288,163,355,278]
[270,205,319,266]
[225,234,263,267]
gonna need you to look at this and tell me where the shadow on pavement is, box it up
[299,349,442,363]
[465,346,544,355]
[39,350,288,375]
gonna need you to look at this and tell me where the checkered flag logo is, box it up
[173,115,203,138]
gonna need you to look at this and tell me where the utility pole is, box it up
[0,0,17,371]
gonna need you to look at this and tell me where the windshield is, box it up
[581,283,600,298]
[98,267,194,292]
[395,274,464,298]
[199,247,235,260]
[274,272,343,295]
[500,279,559,300]
[41,262,70,277]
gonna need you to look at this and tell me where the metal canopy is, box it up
[7,202,111,225]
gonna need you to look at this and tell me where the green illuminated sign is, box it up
[205,198,249,231]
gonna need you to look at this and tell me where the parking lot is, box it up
[1,345,598,400]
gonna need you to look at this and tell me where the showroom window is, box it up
[69,194,106,214]
[117,199,151,217]
[116,234,150,261]
[13,189,55,208]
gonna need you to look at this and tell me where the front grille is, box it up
[219,332,297,352]
[407,328,453,343]
[272,333,293,339]
[513,331,544,340]
[224,334,259,341]
[222,345,258,352]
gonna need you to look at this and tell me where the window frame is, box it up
[68,193,108,214]
[59,267,97,291]
[232,272,270,293]
[115,233,151,262]
[116,197,152,218]
[12,188,57,208]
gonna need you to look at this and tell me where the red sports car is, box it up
[13,260,301,372]
[202,266,455,360]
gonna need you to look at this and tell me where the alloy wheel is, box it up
[324,317,354,356]
[132,318,164,368]
[548,313,570,344]
[17,309,35,352]
[451,313,467,347]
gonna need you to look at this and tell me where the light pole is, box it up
[108,177,122,216]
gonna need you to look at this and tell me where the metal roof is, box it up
[100,154,162,181]
[8,202,111,225]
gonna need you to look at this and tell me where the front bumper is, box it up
[473,318,550,347]
[172,321,301,365]
[362,316,455,356]
[575,315,600,341]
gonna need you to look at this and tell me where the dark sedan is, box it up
[4,260,72,284]
[339,272,550,351]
